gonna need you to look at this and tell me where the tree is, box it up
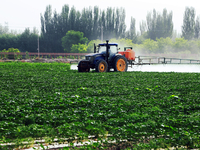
[142,38,158,53]
[118,8,126,38]
[126,17,137,43]
[93,6,100,39]
[71,43,88,53]
[156,37,173,53]
[100,10,106,40]
[173,37,188,52]
[40,5,54,52]
[146,9,157,40]
[104,7,115,39]
[194,16,200,39]
[1,48,20,53]
[0,34,20,50]
[61,4,70,35]
[68,6,77,31]
[19,28,38,52]
[146,9,173,40]
[0,23,9,35]
[114,8,120,38]
[62,30,88,52]
[140,20,147,35]
[87,39,102,53]
[182,7,195,40]
[80,7,93,38]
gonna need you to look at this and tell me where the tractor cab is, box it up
[96,43,119,61]
[97,43,118,54]
[78,40,129,72]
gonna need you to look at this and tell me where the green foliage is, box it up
[71,43,88,53]
[0,63,200,149]
[187,40,199,54]
[39,5,127,53]
[87,39,102,53]
[0,34,20,51]
[0,48,20,53]
[156,37,173,53]
[40,5,126,52]
[62,30,88,52]
[182,7,195,40]
[0,48,20,59]
[136,32,148,44]
[25,51,30,59]
[0,28,38,53]
[57,56,63,59]
[173,38,189,52]
[146,9,173,40]
[19,28,38,52]
[89,37,200,54]
[125,17,137,43]
[16,54,22,60]
[142,38,158,53]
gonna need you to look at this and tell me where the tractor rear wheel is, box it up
[95,60,108,72]
[113,56,128,72]
[78,60,90,72]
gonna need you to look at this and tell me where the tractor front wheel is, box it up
[113,56,128,72]
[95,60,108,72]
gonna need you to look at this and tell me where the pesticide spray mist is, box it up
[128,64,200,73]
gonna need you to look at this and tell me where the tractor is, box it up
[77,40,135,72]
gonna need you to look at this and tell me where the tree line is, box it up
[40,5,128,53]
[0,5,200,54]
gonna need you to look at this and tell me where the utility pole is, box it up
[101,25,103,42]
[37,35,39,58]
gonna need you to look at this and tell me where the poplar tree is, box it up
[182,7,195,40]
[146,9,173,40]
[194,16,200,39]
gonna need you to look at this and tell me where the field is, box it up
[0,62,200,149]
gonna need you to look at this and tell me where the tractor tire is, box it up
[95,59,108,72]
[78,60,90,72]
[113,56,128,72]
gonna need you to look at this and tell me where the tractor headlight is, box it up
[85,56,94,62]
[85,56,90,60]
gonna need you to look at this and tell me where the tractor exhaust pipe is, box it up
[94,43,96,53]
[106,40,109,63]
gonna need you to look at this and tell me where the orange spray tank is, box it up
[118,47,135,61]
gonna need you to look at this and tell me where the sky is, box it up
[1,0,200,34]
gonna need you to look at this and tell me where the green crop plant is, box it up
[25,51,30,59]
[3,54,8,59]
[57,56,63,59]
[17,54,22,60]
[0,62,200,149]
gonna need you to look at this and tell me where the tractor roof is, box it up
[98,43,118,46]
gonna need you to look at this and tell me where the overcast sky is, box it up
[1,0,200,34]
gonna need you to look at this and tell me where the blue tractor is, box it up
[77,40,128,72]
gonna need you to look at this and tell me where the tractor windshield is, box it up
[98,45,118,54]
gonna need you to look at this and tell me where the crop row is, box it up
[0,62,200,149]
